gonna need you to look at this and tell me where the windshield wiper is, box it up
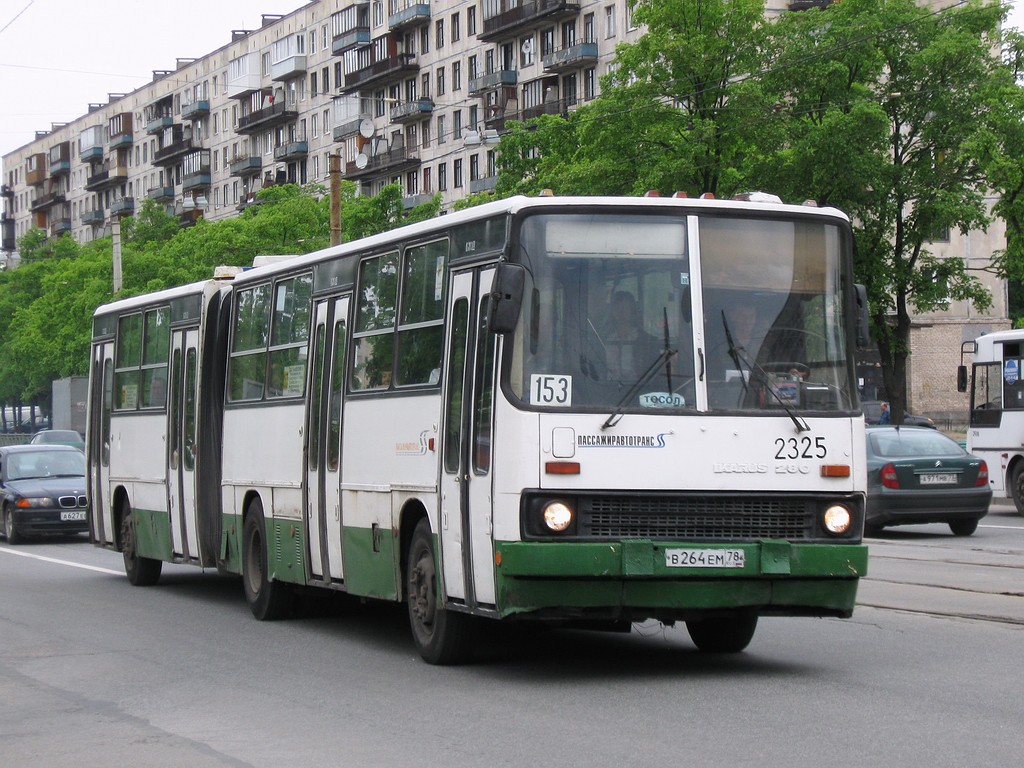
[721,311,810,433]
[602,347,677,430]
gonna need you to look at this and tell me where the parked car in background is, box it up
[29,429,85,451]
[0,445,88,544]
[864,425,991,536]
[862,400,936,428]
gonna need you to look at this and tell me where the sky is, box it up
[0,0,1022,173]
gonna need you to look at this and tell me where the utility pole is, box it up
[329,153,342,247]
[111,218,123,293]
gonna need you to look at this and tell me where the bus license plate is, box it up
[60,510,86,521]
[919,473,956,485]
[665,548,745,568]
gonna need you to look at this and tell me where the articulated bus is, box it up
[960,328,1024,514]
[87,194,869,664]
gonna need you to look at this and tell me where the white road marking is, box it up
[0,546,122,575]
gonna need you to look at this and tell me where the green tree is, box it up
[759,0,1006,421]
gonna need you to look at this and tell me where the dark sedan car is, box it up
[865,425,991,536]
[0,445,88,544]
[29,429,85,451]
[862,400,936,428]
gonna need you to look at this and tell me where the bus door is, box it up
[167,328,200,560]
[305,296,349,582]
[440,268,498,608]
[88,342,115,546]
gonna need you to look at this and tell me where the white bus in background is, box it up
[959,328,1024,513]
[88,193,869,664]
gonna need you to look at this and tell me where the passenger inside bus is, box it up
[600,291,662,381]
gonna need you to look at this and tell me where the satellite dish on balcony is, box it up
[359,118,375,138]
[355,153,368,169]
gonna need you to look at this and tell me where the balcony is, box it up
[403,193,434,209]
[49,218,73,236]
[30,191,66,212]
[789,0,835,9]
[181,100,210,121]
[388,3,430,32]
[110,197,135,216]
[48,142,71,177]
[343,54,418,93]
[390,99,433,124]
[82,208,106,225]
[153,128,195,166]
[146,113,174,135]
[480,0,580,42]
[85,164,129,191]
[109,132,134,149]
[470,175,499,194]
[147,185,175,202]
[334,111,370,141]
[3,214,15,251]
[274,140,309,162]
[26,154,46,186]
[332,25,370,54]
[229,154,263,177]
[271,55,307,82]
[345,146,420,180]
[237,100,299,134]
[183,170,211,192]
[542,41,598,73]
[469,69,518,96]
[108,113,134,148]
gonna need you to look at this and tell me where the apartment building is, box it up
[0,0,1008,419]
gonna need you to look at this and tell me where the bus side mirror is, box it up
[854,284,870,349]
[488,263,526,334]
[957,365,968,393]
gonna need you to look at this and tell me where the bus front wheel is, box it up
[406,518,476,665]
[1011,464,1024,517]
[242,499,292,620]
[686,613,758,653]
[120,499,162,586]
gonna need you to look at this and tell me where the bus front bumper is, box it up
[493,540,868,621]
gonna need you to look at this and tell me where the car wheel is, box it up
[949,519,979,536]
[686,612,758,653]
[1012,464,1024,517]
[4,505,22,545]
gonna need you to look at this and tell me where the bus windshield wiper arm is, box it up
[721,311,810,433]
[602,347,677,430]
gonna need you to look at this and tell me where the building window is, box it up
[453,158,463,188]
[468,6,476,35]
[437,114,446,144]
[311,72,318,97]
[436,66,446,96]
[453,109,462,140]
[452,61,462,91]
[435,19,444,48]
[438,162,447,191]
[451,12,460,42]
[605,5,616,39]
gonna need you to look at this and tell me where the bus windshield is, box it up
[508,211,856,414]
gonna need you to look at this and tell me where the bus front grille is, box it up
[580,496,812,541]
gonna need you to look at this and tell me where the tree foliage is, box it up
[0,183,440,410]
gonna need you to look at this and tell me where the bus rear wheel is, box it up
[242,499,292,620]
[686,613,758,653]
[120,499,162,586]
[1012,464,1024,517]
[406,519,476,665]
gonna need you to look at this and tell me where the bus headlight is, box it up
[542,501,574,532]
[822,504,852,535]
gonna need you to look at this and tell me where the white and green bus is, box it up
[87,194,869,664]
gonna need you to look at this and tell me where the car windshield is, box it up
[868,429,963,459]
[6,450,86,480]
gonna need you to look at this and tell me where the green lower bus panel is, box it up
[493,540,868,619]
[131,507,173,562]
[341,525,399,601]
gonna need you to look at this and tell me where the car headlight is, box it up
[822,504,852,535]
[16,497,56,508]
[542,501,574,532]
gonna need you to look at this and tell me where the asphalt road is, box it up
[1,515,1022,768]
